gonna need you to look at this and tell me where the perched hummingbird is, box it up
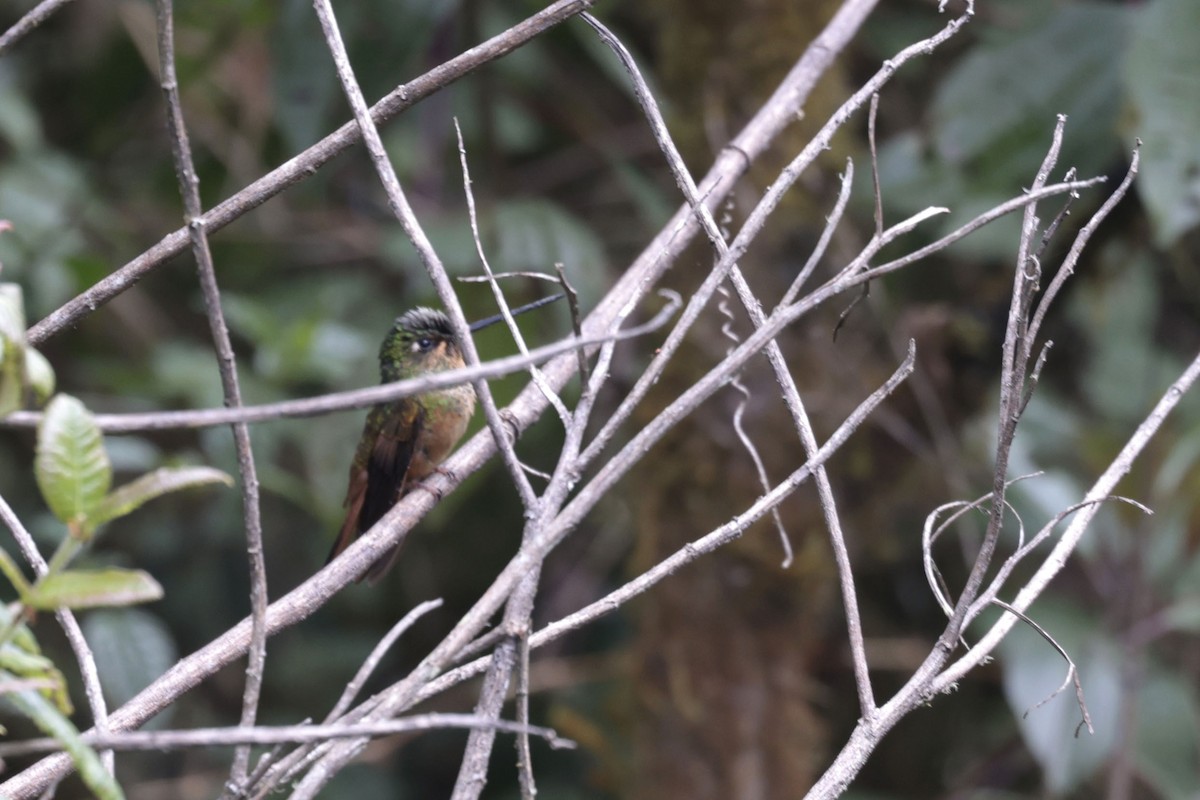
[328,294,561,582]
[328,307,476,583]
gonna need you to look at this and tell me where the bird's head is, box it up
[379,307,464,381]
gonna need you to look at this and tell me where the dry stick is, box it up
[325,599,443,723]
[992,599,1093,735]
[0,713,573,759]
[449,122,554,800]
[583,12,886,718]
[25,0,596,348]
[781,161,855,307]
[515,629,535,800]
[152,2,268,788]
[861,176,1107,282]
[312,0,537,512]
[553,263,590,386]
[0,2,882,792]
[0,0,76,55]
[454,118,569,426]
[0,493,112,775]
[831,92,882,339]
[802,143,1143,800]
[1025,142,1143,351]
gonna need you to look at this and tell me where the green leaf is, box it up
[26,568,163,610]
[3,673,125,800]
[91,466,233,528]
[0,546,34,601]
[82,609,178,727]
[1124,0,1200,246]
[0,282,26,415]
[24,346,56,406]
[1134,668,1200,799]
[35,394,112,530]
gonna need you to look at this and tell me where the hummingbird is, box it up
[328,307,476,583]
[328,294,562,582]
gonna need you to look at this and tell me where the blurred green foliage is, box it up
[0,0,1197,796]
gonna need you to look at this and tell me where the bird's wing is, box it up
[326,404,422,566]
[359,406,423,531]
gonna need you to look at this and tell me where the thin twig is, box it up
[0,0,76,55]
[4,304,679,433]
[554,262,589,387]
[781,160,854,306]
[1025,143,1142,350]
[455,117,570,425]
[325,599,443,723]
[991,600,1093,736]
[449,119,577,790]
[153,1,268,787]
[515,629,536,799]
[0,714,575,759]
[831,92,882,340]
[862,177,1107,281]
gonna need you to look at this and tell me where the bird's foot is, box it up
[413,466,457,502]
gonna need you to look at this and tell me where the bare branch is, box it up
[153,1,268,785]
[325,599,443,723]
[0,714,575,759]
[2,300,679,433]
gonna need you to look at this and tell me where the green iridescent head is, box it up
[379,307,462,381]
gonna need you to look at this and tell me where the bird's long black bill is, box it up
[469,293,564,332]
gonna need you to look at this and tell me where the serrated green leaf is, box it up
[1124,0,1200,246]
[90,466,233,527]
[24,346,55,406]
[3,673,125,800]
[26,568,163,611]
[35,394,111,529]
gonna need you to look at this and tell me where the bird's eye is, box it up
[416,337,434,352]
